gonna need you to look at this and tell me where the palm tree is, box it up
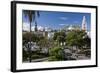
[23,10,40,62]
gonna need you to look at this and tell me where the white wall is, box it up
[0,0,99,73]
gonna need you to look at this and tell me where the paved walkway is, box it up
[24,57,48,63]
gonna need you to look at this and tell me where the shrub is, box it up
[48,47,64,61]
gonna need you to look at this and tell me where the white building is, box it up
[48,32,54,39]
[87,31,91,38]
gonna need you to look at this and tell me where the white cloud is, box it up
[23,23,30,31]
[23,22,45,31]
[59,24,66,26]
[59,17,68,20]
[45,27,52,31]
[31,26,44,31]
[38,26,44,31]
[30,26,44,31]
[23,22,48,31]
[31,26,35,31]
[74,21,79,23]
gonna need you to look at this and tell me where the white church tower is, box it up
[82,16,87,31]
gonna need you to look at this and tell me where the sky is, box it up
[22,10,91,31]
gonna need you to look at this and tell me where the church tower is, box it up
[35,24,37,32]
[82,16,87,31]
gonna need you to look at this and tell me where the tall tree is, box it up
[23,10,40,62]
[66,30,87,51]
[53,31,66,46]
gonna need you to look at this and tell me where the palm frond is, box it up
[23,10,40,23]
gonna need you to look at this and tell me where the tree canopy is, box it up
[66,30,87,49]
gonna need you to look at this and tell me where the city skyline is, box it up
[22,10,91,31]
